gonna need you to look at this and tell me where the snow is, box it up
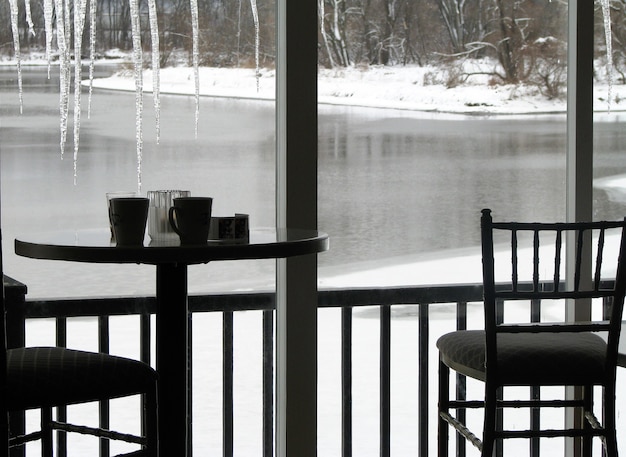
[80,58,626,116]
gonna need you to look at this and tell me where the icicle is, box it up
[24,0,35,36]
[44,0,54,79]
[250,0,260,92]
[87,0,97,118]
[8,0,23,114]
[148,0,161,143]
[55,0,70,157]
[73,0,88,184]
[190,0,199,138]
[63,0,72,155]
[129,0,144,193]
[64,0,71,55]
[601,0,613,113]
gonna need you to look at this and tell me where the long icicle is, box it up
[147,0,161,143]
[73,0,88,184]
[249,0,260,92]
[43,0,54,79]
[8,0,23,114]
[64,0,72,108]
[87,0,97,118]
[54,0,70,156]
[128,0,144,193]
[24,0,35,36]
[190,0,199,138]
[600,0,613,112]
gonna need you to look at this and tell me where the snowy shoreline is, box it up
[4,56,626,117]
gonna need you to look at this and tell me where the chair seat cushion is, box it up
[6,347,157,411]
[436,330,608,385]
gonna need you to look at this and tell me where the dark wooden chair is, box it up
[437,209,626,456]
[0,228,158,457]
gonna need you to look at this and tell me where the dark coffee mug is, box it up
[168,197,213,245]
[109,197,149,246]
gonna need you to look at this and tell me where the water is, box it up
[3,65,626,292]
[3,65,626,456]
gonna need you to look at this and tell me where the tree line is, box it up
[0,0,623,98]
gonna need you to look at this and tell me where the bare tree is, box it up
[319,0,351,66]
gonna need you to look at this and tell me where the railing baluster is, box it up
[56,317,67,457]
[262,309,274,457]
[533,230,540,292]
[140,313,151,365]
[495,299,504,457]
[380,305,391,457]
[223,311,234,457]
[98,316,110,457]
[188,309,194,457]
[341,306,352,457]
[140,312,151,454]
[455,301,467,457]
[530,299,541,457]
[418,303,429,457]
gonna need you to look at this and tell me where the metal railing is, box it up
[6,277,613,457]
[4,276,484,457]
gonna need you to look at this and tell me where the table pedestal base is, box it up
[156,263,190,457]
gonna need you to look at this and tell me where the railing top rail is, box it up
[11,279,617,319]
[16,283,484,318]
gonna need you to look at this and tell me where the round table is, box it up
[15,228,329,457]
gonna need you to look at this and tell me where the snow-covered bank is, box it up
[85,62,626,115]
[4,52,626,114]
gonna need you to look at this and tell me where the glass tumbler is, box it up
[148,190,191,242]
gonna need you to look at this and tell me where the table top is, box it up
[15,228,329,265]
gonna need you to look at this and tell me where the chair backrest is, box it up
[480,208,626,379]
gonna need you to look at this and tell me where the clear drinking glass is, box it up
[147,190,191,242]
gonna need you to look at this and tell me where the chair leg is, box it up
[438,359,450,457]
[144,383,159,457]
[40,408,53,457]
[481,383,497,457]
[582,385,593,457]
[602,384,618,457]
